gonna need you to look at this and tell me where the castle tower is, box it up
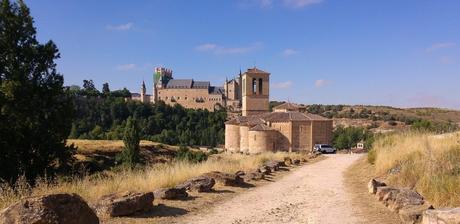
[141,80,147,103]
[241,67,270,116]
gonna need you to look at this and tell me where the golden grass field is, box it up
[67,139,173,153]
[0,145,306,210]
[370,131,460,207]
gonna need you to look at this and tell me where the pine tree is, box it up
[0,0,75,183]
[117,117,140,167]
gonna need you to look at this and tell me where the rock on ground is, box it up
[95,191,154,217]
[368,178,386,194]
[422,208,460,224]
[0,193,99,224]
[399,204,433,224]
[177,176,215,192]
[202,171,244,186]
[242,171,264,181]
[153,187,188,200]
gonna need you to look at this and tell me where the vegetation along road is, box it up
[177,154,366,224]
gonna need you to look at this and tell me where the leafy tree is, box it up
[117,117,140,167]
[82,79,100,97]
[102,82,110,97]
[0,0,75,183]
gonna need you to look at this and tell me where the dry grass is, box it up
[0,152,306,210]
[67,139,165,154]
[371,131,460,207]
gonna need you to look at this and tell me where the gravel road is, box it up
[179,154,364,224]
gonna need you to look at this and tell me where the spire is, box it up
[141,80,146,94]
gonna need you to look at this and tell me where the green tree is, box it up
[102,82,110,97]
[117,117,140,167]
[0,0,75,183]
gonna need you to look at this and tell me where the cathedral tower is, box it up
[241,67,270,116]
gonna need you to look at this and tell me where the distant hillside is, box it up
[270,101,460,133]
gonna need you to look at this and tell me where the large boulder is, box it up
[0,193,99,224]
[95,191,154,217]
[177,176,215,192]
[153,187,188,200]
[242,171,264,181]
[368,179,387,194]
[203,171,244,186]
[375,186,400,202]
[387,189,425,212]
[399,204,434,224]
[422,208,460,224]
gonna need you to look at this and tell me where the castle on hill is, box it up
[131,66,246,112]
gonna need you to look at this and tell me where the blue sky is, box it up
[27,0,460,109]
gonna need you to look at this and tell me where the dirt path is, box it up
[178,154,364,224]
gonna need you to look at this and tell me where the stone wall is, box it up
[157,88,223,111]
[270,122,291,152]
[311,120,333,145]
[225,124,240,152]
[291,121,313,152]
[248,130,275,154]
[239,126,250,153]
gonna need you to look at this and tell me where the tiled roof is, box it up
[192,81,210,89]
[273,102,305,110]
[246,67,269,74]
[166,79,193,89]
[226,111,329,126]
[261,111,328,122]
[210,86,225,95]
[249,124,274,131]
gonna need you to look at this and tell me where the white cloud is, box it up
[195,42,262,55]
[314,79,330,88]
[282,48,299,57]
[425,42,456,52]
[283,0,323,8]
[259,0,273,8]
[116,63,136,71]
[106,22,133,31]
[271,81,293,89]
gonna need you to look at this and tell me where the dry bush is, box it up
[67,139,161,153]
[371,131,460,207]
[0,152,305,210]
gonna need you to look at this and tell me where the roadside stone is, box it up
[293,159,301,165]
[387,189,425,212]
[203,171,244,186]
[422,208,460,224]
[375,186,400,202]
[368,178,387,194]
[399,204,433,224]
[264,161,280,171]
[235,170,245,177]
[153,187,188,200]
[177,176,215,192]
[301,158,308,163]
[95,191,154,217]
[258,165,271,174]
[242,171,265,181]
[284,157,292,166]
[0,193,99,224]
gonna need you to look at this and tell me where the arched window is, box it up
[252,78,257,94]
[259,78,263,94]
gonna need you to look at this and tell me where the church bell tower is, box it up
[241,67,270,116]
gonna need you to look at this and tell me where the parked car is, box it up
[313,144,336,154]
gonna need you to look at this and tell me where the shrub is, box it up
[175,146,208,163]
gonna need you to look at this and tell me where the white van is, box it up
[313,144,336,154]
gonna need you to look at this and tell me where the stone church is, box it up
[224,68,333,154]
